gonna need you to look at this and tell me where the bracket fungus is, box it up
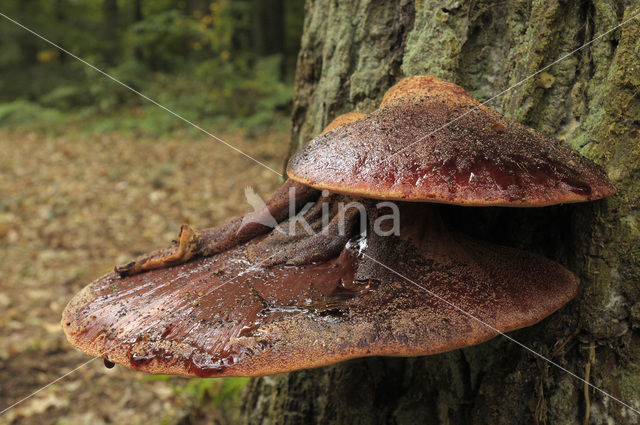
[63,76,616,378]
[288,75,616,206]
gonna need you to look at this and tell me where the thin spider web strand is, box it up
[386,10,640,162]
[1,6,638,419]
[0,12,283,178]
[0,249,282,415]
[362,252,640,416]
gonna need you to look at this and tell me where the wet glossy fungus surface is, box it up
[287,76,616,206]
[62,203,577,377]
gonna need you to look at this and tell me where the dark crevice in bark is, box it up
[387,0,416,84]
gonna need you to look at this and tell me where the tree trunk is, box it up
[132,0,143,61]
[241,1,640,424]
[103,0,119,65]
[54,0,66,64]
[252,0,285,58]
[133,0,143,24]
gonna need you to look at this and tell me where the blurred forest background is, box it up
[0,0,304,134]
[1,1,303,424]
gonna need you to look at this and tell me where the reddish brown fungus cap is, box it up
[287,75,616,206]
[61,203,577,377]
[321,111,366,134]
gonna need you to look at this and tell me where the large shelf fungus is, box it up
[62,209,577,376]
[287,75,616,206]
[62,76,616,378]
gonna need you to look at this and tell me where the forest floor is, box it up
[0,128,288,425]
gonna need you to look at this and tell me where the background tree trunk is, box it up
[132,0,143,61]
[103,0,119,65]
[242,1,640,424]
[252,0,285,58]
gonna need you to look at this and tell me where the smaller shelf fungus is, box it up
[62,76,616,377]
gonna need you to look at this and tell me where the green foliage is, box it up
[0,100,65,132]
[210,377,250,406]
[143,375,249,407]
[0,0,304,135]
[129,10,204,71]
[195,54,293,128]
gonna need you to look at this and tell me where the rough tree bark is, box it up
[241,1,640,424]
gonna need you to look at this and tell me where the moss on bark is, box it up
[243,1,640,423]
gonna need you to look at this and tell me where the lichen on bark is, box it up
[243,1,640,424]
